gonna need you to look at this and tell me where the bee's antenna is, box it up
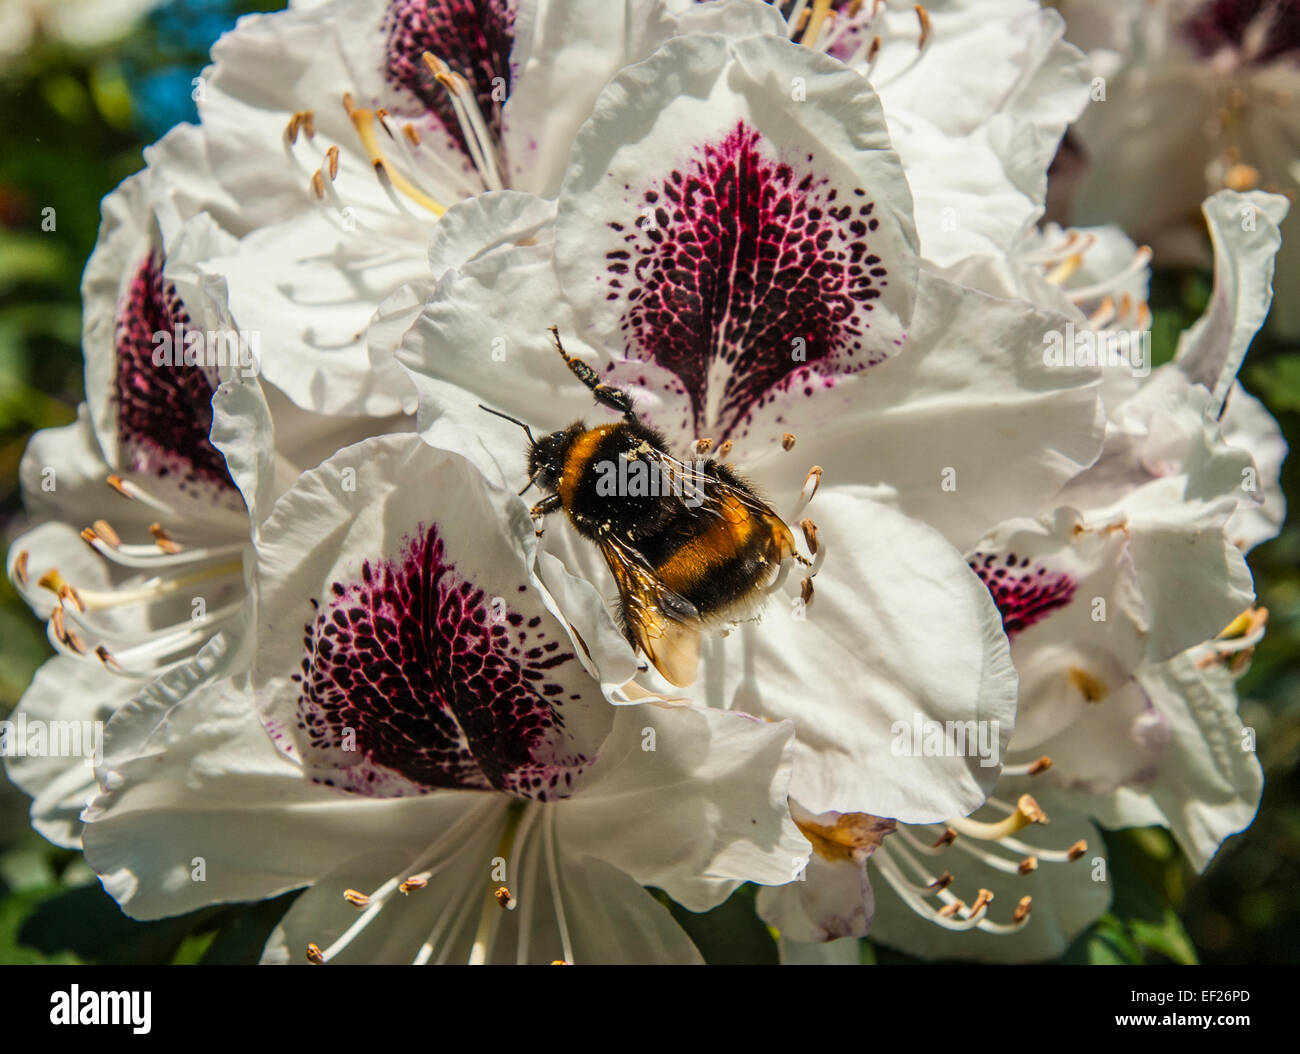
[478,403,535,444]
[518,476,538,497]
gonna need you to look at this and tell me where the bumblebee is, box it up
[481,328,818,688]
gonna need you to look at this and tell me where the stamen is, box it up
[1001,755,1053,777]
[420,53,505,192]
[801,0,835,47]
[1044,253,1085,285]
[716,438,734,461]
[782,433,796,451]
[947,794,1047,840]
[150,523,182,555]
[1065,246,1153,303]
[12,550,28,587]
[344,93,447,217]
[306,942,324,965]
[343,889,370,908]
[694,438,714,455]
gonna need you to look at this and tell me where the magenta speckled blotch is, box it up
[113,253,236,499]
[605,122,892,441]
[969,552,1078,642]
[290,522,590,802]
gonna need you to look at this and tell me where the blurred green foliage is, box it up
[0,2,1297,964]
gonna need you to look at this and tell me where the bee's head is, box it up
[528,422,584,491]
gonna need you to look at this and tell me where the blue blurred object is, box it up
[126,0,276,137]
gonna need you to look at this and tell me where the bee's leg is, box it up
[549,325,638,422]
[529,493,562,536]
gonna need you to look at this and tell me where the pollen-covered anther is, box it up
[927,870,954,892]
[1223,162,1260,192]
[914,4,931,48]
[95,644,122,671]
[1067,840,1087,862]
[801,466,823,503]
[285,110,316,145]
[58,583,85,613]
[969,888,994,915]
[1045,253,1084,285]
[782,432,796,451]
[343,888,370,909]
[494,886,513,910]
[1013,896,1033,924]
[800,576,815,606]
[306,943,325,965]
[694,438,713,455]
[799,517,820,556]
[1028,755,1052,776]
[106,474,133,499]
[400,876,428,895]
[550,960,571,966]
[91,519,122,548]
[716,439,734,461]
[12,550,28,587]
[50,607,85,654]
[936,898,965,918]
[403,123,421,147]
[325,145,340,180]
[932,826,957,849]
[311,169,326,199]
[1018,855,1038,875]
[150,523,182,555]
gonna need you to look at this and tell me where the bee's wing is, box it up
[597,534,703,688]
[647,448,799,561]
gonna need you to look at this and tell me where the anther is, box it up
[343,889,370,909]
[927,870,954,892]
[326,145,339,180]
[311,169,326,199]
[915,4,931,48]
[150,523,182,555]
[1028,755,1052,776]
[494,886,513,910]
[1018,855,1038,875]
[694,438,713,455]
[95,644,122,671]
[403,123,421,146]
[969,888,994,915]
[937,899,965,918]
[92,520,122,548]
[306,943,324,965]
[1067,840,1087,862]
[799,517,819,555]
[400,876,428,894]
[12,550,28,586]
[1013,896,1032,924]
[58,583,85,613]
[802,466,823,503]
[932,826,957,849]
[800,576,815,606]
[782,433,796,451]
[717,439,734,460]
[106,474,133,499]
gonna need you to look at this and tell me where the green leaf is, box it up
[656,884,779,965]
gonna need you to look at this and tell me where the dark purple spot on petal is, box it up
[382,0,515,163]
[296,523,586,801]
[610,122,891,441]
[969,554,1077,642]
[114,254,236,498]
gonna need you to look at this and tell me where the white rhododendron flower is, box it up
[860,189,1289,960]
[3,0,1290,968]
[1057,0,1300,333]
[3,134,400,846]
[387,21,1130,942]
[81,432,808,964]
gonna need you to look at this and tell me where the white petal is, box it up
[556,702,806,912]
